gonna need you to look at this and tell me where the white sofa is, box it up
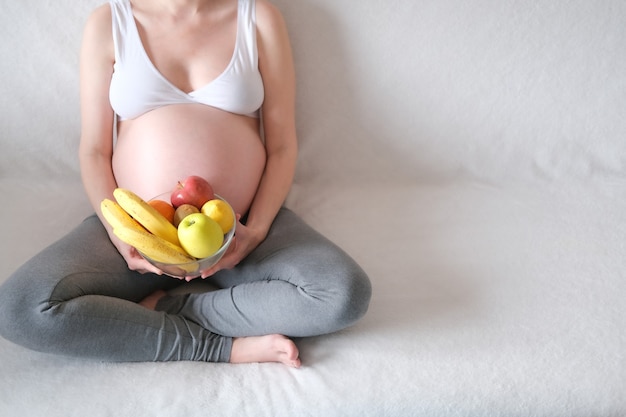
[1,0,625,416]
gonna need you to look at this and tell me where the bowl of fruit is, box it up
[100,176,236,279]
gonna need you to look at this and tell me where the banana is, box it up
[113,188,180,246]
[113,225,195,265]
[100,198,145,232]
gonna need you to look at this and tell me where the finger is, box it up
[139,259,163,275]
[201,266,219,279]
[133,261,163,276]
[148,266,163,275]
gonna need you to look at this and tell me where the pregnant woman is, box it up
[0,0,371,367]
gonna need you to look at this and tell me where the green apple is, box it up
[177,213,224,258]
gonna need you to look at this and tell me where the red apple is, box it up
[170,176,215,209]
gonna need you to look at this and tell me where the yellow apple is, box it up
[177,213,224,258]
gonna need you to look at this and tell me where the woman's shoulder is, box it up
[255,0,286,29]
[84,3,113,34]
[255,0,290,48]
[82,3,114,62]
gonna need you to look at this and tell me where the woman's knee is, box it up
[328,259,372,329]
[302,246,372,333]
[0,259,78,352]
[0,271,46,349]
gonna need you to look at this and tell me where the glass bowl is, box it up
[140,193,236,279]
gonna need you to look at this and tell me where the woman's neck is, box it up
[153,0,221,17]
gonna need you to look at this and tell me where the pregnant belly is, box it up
[112,104,266,215]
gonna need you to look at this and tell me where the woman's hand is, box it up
[196,215,266,280]
[110,233,164,276]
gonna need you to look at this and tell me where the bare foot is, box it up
[139,290,167,310]
[230,334,301,368]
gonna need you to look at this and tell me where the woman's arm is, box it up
[78,5,161,274]
[79,5,117,217]
[201,1,297,277]
[247,0,298,238]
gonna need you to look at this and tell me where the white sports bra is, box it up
[109,0,264,120]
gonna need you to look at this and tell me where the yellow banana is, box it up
[113,188,180,246]
[100,198,145,232]
[113,226,195,265]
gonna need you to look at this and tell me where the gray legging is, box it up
[0,208,371,362]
